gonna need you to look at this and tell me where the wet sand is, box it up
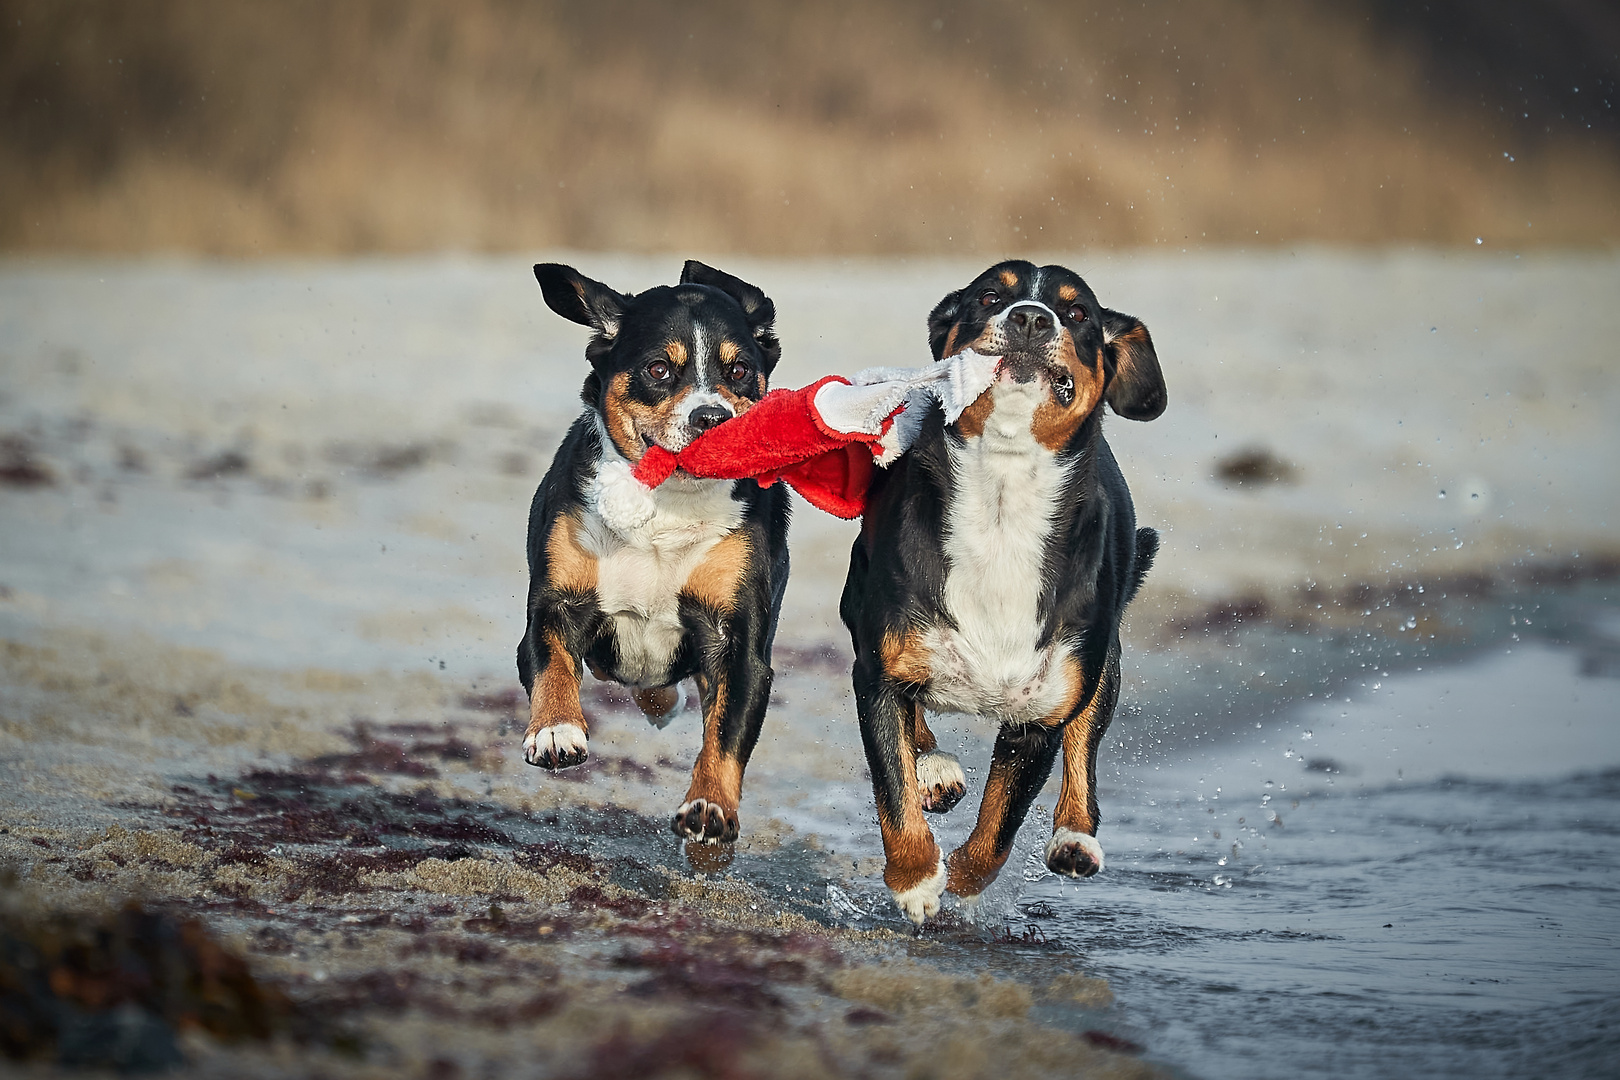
[2,252,1617,1078]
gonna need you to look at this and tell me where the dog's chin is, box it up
[631,426,690,458]
[997,351,1075,408]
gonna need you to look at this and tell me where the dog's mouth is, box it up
[994,350,1076,408]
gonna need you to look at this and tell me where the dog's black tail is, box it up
[1128,527,1159,602]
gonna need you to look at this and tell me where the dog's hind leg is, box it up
[944,721,1063,902]
[632,683,687,729]
[911,707,967,814]
[1047,649,1120,878]
[521,628,590,770]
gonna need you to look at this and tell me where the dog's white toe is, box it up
[523,724,589,770]
[890,855,948,925]
[1045,828,1105,878]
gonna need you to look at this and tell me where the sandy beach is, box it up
[2,251,1618,1078]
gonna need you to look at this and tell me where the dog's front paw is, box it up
[890,855,948,925]
[524,724,589,770]
[672,798,738,845]
[1045,828,1104,878]
[916,750,967,814]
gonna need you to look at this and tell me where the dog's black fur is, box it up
[518,261,790,848]
[839,260,1164,923]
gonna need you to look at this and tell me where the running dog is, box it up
[518,261,790,846]
[839,260,1165,922]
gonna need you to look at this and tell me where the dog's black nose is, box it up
[688,404,732,431]
[1006,303,1055,345]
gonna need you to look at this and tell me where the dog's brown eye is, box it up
[646,360,672,382]
[979,290,1000,307]
[727,361,751,383]
[1067,303,1089,323]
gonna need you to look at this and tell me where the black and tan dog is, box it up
[839,260,1165,923]
[518,261,790,847]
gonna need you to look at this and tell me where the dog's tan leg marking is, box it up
[1048,653,1119,878]
[681,531,750,616]
[672,534,755,843]
[880,722,946,923]
[674,674,743,845]
[523,629,589,770]
[880,628,932,687]
[911,703,937,755]
[873,633,946,921]
[944,747,1019,898]
[546,512,598,593]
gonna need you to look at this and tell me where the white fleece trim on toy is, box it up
[811,349,1000,466]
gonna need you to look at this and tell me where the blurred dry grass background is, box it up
[1,0,1617,255]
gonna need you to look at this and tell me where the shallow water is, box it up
[856,590,1620,1080]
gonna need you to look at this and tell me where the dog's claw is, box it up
[673,798,739,845]
[916,750,967,814]
[523,724,589,771]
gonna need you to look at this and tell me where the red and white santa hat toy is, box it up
[630,350,1000,518]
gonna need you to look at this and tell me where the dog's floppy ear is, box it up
[681,260,781,373]
[927,289,966,360]
[1101,308,1166,421]
[534,263,629,341]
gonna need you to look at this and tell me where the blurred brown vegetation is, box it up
[1,0,1617,255]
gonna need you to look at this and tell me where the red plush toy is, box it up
[631,351,1001,518]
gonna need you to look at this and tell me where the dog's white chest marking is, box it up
[922,380,1075,722]
[582,446,743,687]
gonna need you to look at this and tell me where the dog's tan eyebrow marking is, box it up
[715,384,759,414]
[718,340,740,363]
[664,341,688,366]
[1057,283,1079,302]
[999,269,1020,288]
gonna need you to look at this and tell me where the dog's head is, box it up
[534,260,780,461]
[928,260,1165,445]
